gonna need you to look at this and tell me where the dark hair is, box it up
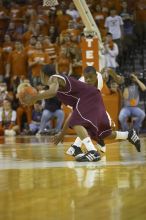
[83,66,96,74]
[42,64,56,76]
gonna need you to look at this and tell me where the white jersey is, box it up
[79,72,103,91]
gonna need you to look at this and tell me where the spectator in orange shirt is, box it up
[0,0,9,39]
[56,46,72,75]
[55,2,72,33]
[22,22,40,46]
[28,41,51,86]
[48,25,59,43]
[6,41,28,90]
[24,35,37,59]
[6,22,17,41]
[43,36,59,64]
[2,34,14,74]
[93,4,107,39]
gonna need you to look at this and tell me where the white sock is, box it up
[73,137,82,147]
[115,131,128,140]
[82,137,97,151]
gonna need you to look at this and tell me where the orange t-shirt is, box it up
[55,14,72,33]
[24,45,36,59]
[56,54,71,74]
[2,42,14,66]
[22,31,33,46]
[29,51,51,77]
[8,50,28,77]
[43,43,59,61]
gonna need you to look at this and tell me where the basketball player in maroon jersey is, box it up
[19,64,141,162]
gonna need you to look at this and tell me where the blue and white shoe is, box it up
[76,150,101,162]
[128,129,141,152]
[66,145,84,158]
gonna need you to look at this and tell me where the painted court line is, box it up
[0,159,146,170]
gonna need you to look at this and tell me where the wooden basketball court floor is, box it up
[0,135,146,220]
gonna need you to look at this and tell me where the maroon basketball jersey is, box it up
[53,74,112,140]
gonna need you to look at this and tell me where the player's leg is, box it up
[73,125,101,162]
[106,129,141,152]
[66,136,84,157]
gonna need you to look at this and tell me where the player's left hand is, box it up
[53,132,64,145]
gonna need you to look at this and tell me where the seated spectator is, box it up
[119,73,146,133]
[36,96,64,136]
[26,101,43,135]
[0,99,19,136]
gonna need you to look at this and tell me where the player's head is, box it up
[83,66,98,86]
[41,64,56,85]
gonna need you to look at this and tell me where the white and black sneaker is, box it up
[76,150,101,162]
[128,129,141,152]
[66,145,84,158]
[97,139,106,153]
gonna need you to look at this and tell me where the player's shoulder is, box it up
[50,74,67,87]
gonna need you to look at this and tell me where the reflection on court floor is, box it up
[0,135,146,220]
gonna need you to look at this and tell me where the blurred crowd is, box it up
[0,0,146,136]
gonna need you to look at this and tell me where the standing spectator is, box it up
[28,41,51,86]
[56,46,72,75]
[119,1,136,61]
[103,32,119,70]
[66,2,80,21]
[43,36,58,63]
[6,41,28,90]
[2,34,13,81]
[93,3,107,39]
[55,2,72,33]
[104,8,123,58]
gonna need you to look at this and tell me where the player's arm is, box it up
[20,77,60,106]
[131,73,146,91]
[54,113,72,145]
[37,78,59,100]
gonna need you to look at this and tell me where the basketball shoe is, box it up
[97,139,106,153]
[66,145,84,158]
[127,129,141,152]
[76,150,101,162]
